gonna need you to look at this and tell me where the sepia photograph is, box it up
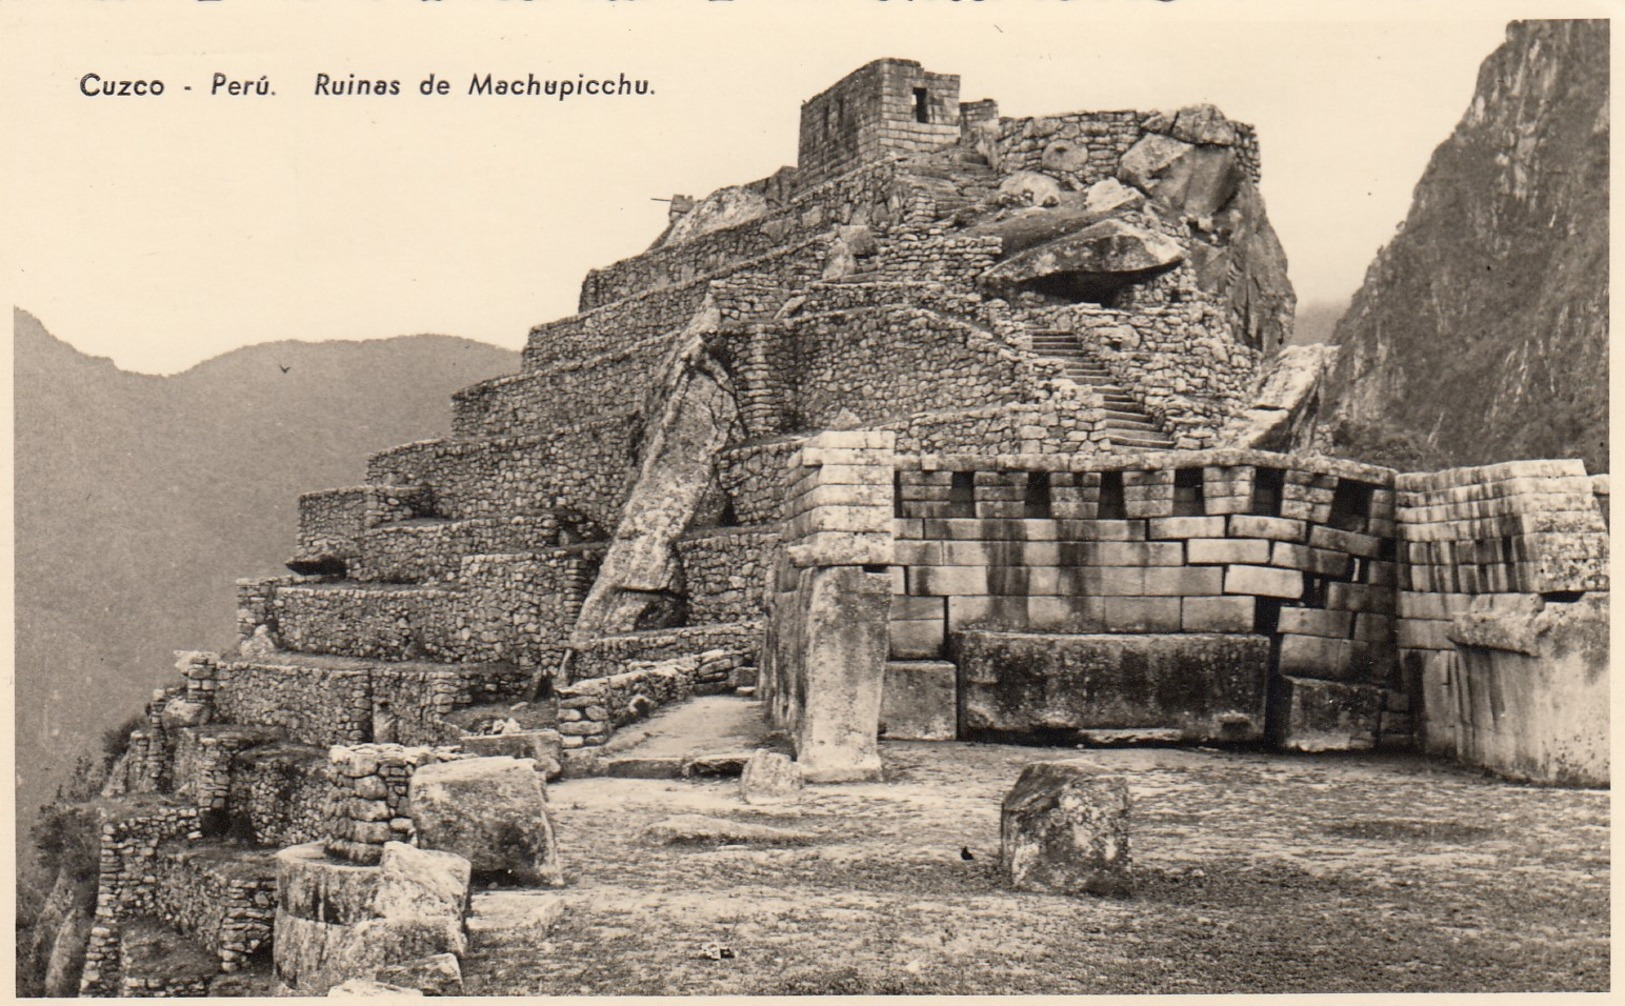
[4,0,1611,999]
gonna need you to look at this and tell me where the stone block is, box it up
[1223,564,1304,600]
[781,565,892,782]
[946,595,1028,631]
[409,757,563,886]
[1101,596,1182,633]
[786,531,894,568]
[1276,607,1353,639]
[957,631,1268,741]
[1025,595,1107,632]
[1185,537,1270,565]
[738,749,803,804]
[1181,596,1255,633]
[1277,633,1360,681]
[1000,761,1132,897]
[1148,516,1227,539]
[1272,676,1381,752]
[374,954,462,997]
[880,661,957,741]
[1141,566,1224,597]
[1227,515,1307,542]
[888,618,946,660]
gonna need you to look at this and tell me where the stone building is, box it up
[67,58,1607,995]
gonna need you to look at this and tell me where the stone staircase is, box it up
[1028,330,1175,450]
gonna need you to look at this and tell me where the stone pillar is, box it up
[762,428,896,782]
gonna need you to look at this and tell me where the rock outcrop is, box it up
[1323,20,1608,474]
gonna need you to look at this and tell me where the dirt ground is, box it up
[461,710,1609,996]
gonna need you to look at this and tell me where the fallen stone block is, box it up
[410,756,564,887]
[643,814,815,847]
[1000,761,1132,897]
[739,749,803,804]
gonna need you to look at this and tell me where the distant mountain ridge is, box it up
[13,308,520,855]
[1322,19,1608,473]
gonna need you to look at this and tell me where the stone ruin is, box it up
[70,59,1608,995]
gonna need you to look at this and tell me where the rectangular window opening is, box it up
[1172,468,1205,517]
[912,87,930,124]
[1250,468,1285,517]
[948,471,976,519]
[1098,470,1126,521]
[1024,471,1053,519]
[1328,478,1376,532]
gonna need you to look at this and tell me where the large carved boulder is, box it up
[982,219,1184,302]
[409,756,564,887]
[1000,761,1132,897]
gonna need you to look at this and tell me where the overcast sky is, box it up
[1,1,1607,374]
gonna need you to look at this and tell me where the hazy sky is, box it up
[1,1,1606,375]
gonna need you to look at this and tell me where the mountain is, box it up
[1290,300,1347,346]
[1322,20,1608,474]
[13,309,520,860]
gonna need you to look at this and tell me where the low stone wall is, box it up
[251,550,594,669]
[148,842,278,973]
[571,622,762,681]
[555,650,742,748]
[293,485,432,566]
[215,655,530,749]
[170,725,281,825]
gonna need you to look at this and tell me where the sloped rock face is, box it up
[1324,20,1608,474]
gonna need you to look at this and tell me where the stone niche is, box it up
[957,631,1270,742]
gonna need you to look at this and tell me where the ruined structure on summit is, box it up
[71,59,1607,995]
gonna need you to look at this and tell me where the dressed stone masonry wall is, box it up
[1394,459,1609,783]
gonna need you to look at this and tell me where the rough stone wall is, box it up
[1394,459,1610,764]
[796,59,961,190]
[577,156,934,313]
[81,803,203,996]
[294,486,434,567]
[215,655,534,750]
[571,622,761,681]
[352,514,562,583]
[886,393,1109,458]
[170,726,280,823]
[868,232,1003,285]
[676,526,778,626]
[324,743,465,864]
[1033,298,1261,449]
[717,438,800,525]
[226,744,332,849]
[366,418,636,535]
[146,843,278,974]
[555,650,741,748]
[990,110,1260,186]
[774,305,1045,432]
